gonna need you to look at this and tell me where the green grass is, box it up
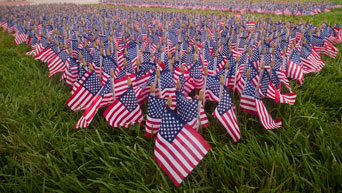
[1,9,342,192]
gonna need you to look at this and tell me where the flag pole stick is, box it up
[197,90,204,133]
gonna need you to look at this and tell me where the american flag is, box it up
[251,48,261,69]
[176,91,199,129]
[287,49,304,84]
[35,44,58,63]
[224,55,237,89]
[260,68,297,105]
[75,79,113,129]
[154,106,211,187]
[14,33,28,45]
[63,57,79,87]
[215,53,227,73]
[178,73,195,96]
[246,22,256,31]
[47,50,67,78]
[259,70,277,99]
[72,39,79,59]
[300,44,325,74]
[104,86,143,128]
[114,73,137,99]
[0,21,8,31]
[91,48,102,79]
[240,79,282,129]
[136,71,156,104]
[205,75,220,103]
[145,94,167,138]
[159,69,176,109]
[311,36,338,59]
[236,62,259,95]
[189,62,204,90]
[127,42,138,69]
[142,52,151,63]
[101,56,118,85]
[213,84,240,142]
[67,70,102,111]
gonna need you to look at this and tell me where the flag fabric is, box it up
[75,79,113,129]
[259,70,296,105]
[104,86,143,128]
[66,70,102,111]
[213,86,240,142]
[63,57,79,87]
[47,50,67,77]
[176,91,200,129]
[154,106,211,187]
[159,69,176,109]
[204,75,220,103]
[14,33,27,45]
[240,80,282,129]
[300,43,325,74]
[287,49,304,85]
[145,94,167,138]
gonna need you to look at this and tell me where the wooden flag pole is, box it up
[128,77,132,87]
[256,61,265,91]
[110,68,116,101]
[100,48,104,81]
[167,95,172,108]
[203,66,208,106]
[156,67,161,98]
[197,90,204,132]
[219,74,224,101]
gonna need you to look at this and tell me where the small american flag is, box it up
[154,106,211,187]
[63,57,79,87]
[259,70,278,100]
[127,42,138,69]
[176,91,199,129]
[47,50,66,78]
[104,86,143,128]
[75,79,113,129]
[159,69,176,109]
[189,62,204,90]
[205,75,220,103]
[67,70,102,111]
[287,49,304,84]
[240,79,282,129]
[213,82,240,142]
[145,94,167,138]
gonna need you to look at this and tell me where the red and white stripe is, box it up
[67,85,96,111]
[240,94,257,115]
[74,94,103,129]
[113,74,137,98]
[300,51,325,74]
[286,60,304,85]
[199,105,209,128]
[64,59,79,87]
[154,123,210,187]
[35,48,57,63]
[0,21,8,30]
[255,99,282,130]
[146,115,162,138]
[104,97,143,128]
[14,33,27,45]
[246,22,256,31]
[71,71,91,96]
[160,88,176,110]
[213,105,240,142]
[275,91,297,105]
[47,55,66,77]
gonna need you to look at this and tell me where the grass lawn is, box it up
[1,7,342,192]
